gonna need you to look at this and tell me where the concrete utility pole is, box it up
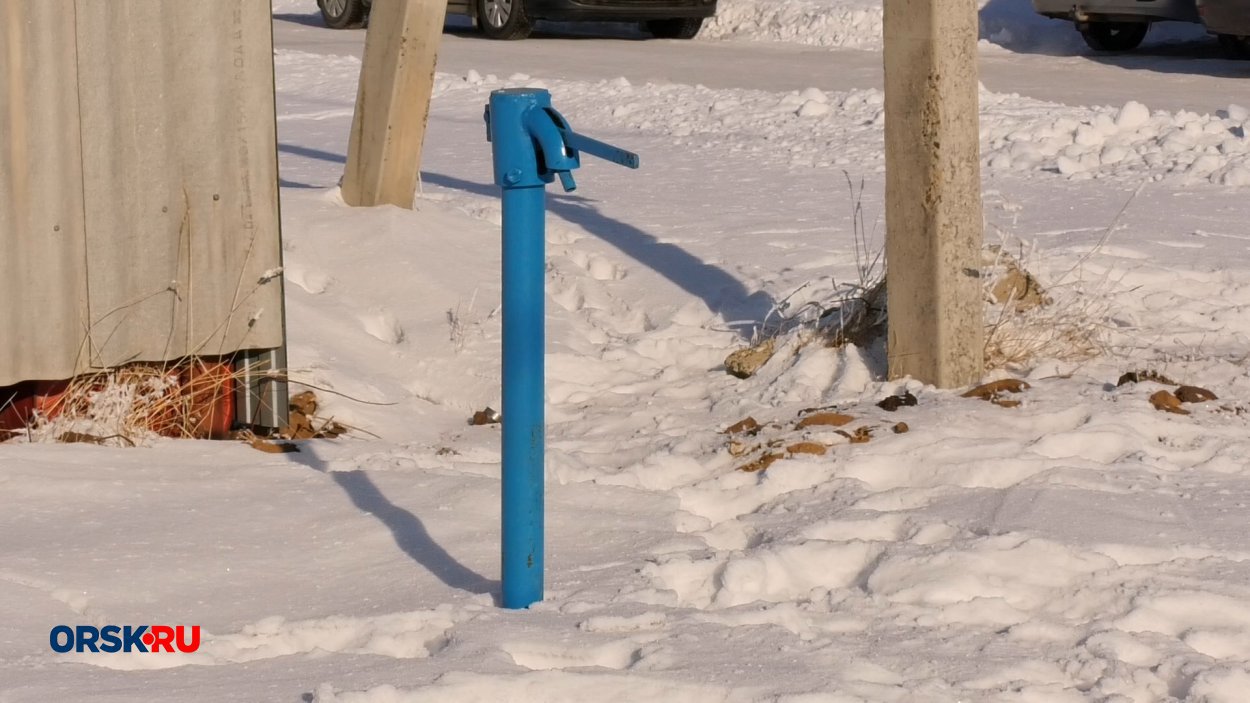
[882,0,984,387]
[342,0,448,208]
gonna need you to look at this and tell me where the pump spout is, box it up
[560,129,640,170]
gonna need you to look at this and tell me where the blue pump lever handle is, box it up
[523,108,582,192]
[559,129,640,170]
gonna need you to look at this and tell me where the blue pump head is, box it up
[485,88,639,193]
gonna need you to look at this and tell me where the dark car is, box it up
[317,0,719,40]
[1197,0,1250,56]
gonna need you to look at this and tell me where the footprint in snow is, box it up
[567,250,626,281]
[500,638,642,671]
[361,310,405,344]
[284,263,332,295]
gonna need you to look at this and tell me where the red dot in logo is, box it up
[141,632,155,646]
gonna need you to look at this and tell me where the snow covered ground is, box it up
[5,2,1250,702]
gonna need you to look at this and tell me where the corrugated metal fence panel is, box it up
[0,0,92,387]
[73,0,284,370]
[1,1,282,387]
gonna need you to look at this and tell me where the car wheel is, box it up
[646,18,704,39]
[1079,22,1148,51]
[317,0,368,29]
[476,0,533,40]
[1218,34,1250,59]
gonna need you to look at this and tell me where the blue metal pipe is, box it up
[501,184,546,610]
[486,87,638,610]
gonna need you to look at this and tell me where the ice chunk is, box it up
[798,87,828,104]
[796,100,831,117]
[1056,155,1086,176]
[1220,166,1250,185]
[1074,124,1104,147]
[1116,101,1151,130]
[1099,145,1128,165]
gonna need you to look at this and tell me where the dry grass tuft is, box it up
[747,173,887,354]
[27,359,241,446]
[730,178,1137,379]
[981,242,1109,370]
[982,184,1146,370]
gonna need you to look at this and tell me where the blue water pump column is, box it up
[485,88,639,610]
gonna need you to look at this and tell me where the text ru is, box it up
[49,625,202,653]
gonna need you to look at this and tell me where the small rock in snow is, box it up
[725,339,775,379]
[1149,390,1189,415]
[1175,385,1218,403]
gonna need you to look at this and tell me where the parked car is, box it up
[316,0,719,40]
[1196,0,1250,56]
[1031,0,1200,51]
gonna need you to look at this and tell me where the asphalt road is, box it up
[272,12,1250,116]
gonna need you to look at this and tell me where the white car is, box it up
[317,0,718,40]
[1031,0,1200,50]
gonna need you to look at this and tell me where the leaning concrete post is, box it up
[342,0,447,208]
[882,0,984,387]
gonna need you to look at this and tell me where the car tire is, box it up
[317,0,368,29]
[1079,22,1148,52]
[1218,34,1250,59]
[476,0,533,40]
[646,18,704,39]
